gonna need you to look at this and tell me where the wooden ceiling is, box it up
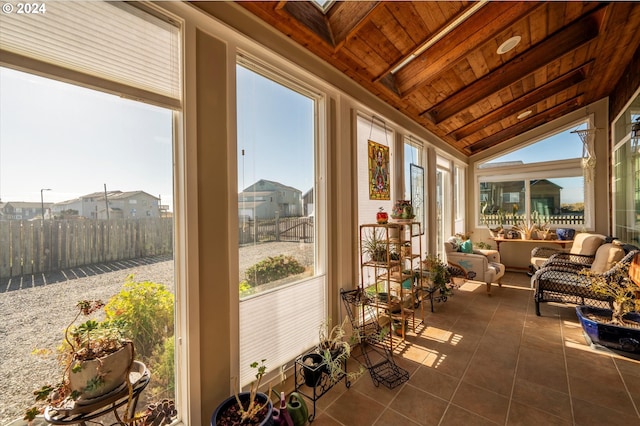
[197,1,640,156]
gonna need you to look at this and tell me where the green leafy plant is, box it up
[25,299,131,423]
[422,253,452,295]
[230,360,271,423]
[244,255,305,286]
[362,228,399,263]
[474,241,493,250]
[149,336,175,399]
[25,275,175,424]
[105,275,174,359]
[318,318,364,383]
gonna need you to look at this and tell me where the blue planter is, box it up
[211,392,274,426]
[576,306,640,353]
[556,228,575,240]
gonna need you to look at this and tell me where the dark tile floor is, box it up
[291,272,640,426]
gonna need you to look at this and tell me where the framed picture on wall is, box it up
[410,163,424,234]
[368,140,390,200]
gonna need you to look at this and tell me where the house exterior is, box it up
[51,191,161,219]
[0,201,52,220]
[303,187,314,217]
[238,179,302,220]
[530,179,564,216]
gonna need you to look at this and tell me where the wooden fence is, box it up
[239,217,314,245]
[483,213,584,226]
[0,218,173,279]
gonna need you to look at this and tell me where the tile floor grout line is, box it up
[436,285,500,426]
[558,305,577,426]
[503,285,533,426]
[612,358,640,419]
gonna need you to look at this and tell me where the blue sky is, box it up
[485,124,587,205]
[236,65,314,194]
[0,67,174,210]
[0,65,314,214]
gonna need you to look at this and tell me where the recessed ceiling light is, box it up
[517,110,532,119]
[497,36,521,55]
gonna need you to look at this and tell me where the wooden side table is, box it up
[492,237,574,251]
[45,361,150,426]
[491,237,574,271]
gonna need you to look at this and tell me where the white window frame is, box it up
[476,158,592,230]
[236,53,329,387]
[475,117,595,231]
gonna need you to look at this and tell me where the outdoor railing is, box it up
[482,213,584,226]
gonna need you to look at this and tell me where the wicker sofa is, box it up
[532,242,640,316]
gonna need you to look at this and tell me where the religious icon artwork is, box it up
[368,140,390,200]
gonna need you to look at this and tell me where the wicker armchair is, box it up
[530,232,605,273]
[532,244,639,316]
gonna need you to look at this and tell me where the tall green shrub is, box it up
[105,274,174,359]
[244,255,305,286]
[149,336,175,398]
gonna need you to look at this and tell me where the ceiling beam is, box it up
[451,62,592,141]
[467,95,584,153]
[423,6,605,125]
[391,1,541,96]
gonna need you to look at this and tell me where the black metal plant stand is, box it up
[340,288,409,389]
[293,348,350,423]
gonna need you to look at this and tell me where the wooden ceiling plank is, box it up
[452,64,590,140]
[329,1,379,48]
[394,2,542,95]
[467,95,584,153]
[423,7,604,124]
[280,1,335,46]
[384,2,429,46]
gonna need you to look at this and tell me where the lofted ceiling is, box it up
[195,1,640,156]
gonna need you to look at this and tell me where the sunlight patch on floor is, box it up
[421,326,453,342]
[458,281,483,292]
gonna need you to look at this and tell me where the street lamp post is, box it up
[41,188,52,220]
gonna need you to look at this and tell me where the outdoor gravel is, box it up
[0,241,313,425]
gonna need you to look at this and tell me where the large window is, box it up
[0,3,180,423]
[0,68,176,424]
[477,122,591,229]
[236,59,326,386]
[612,91,640,246]
[404,138,425,233]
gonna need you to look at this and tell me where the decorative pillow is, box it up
[460,239,473,253]
[590,242,625,273]
[447,236,460,251]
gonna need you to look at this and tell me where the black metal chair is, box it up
[532,246,639,316]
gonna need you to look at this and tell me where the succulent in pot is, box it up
[24,300,134,422]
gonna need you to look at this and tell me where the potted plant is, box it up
[422,254,452,296]
[24,300,134,422]
[317,319,364,384]
[361,228,398,263]
[481,203,503,237]
[512,219,537,240]
[211,359,274,426]
[576,261,640,352]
